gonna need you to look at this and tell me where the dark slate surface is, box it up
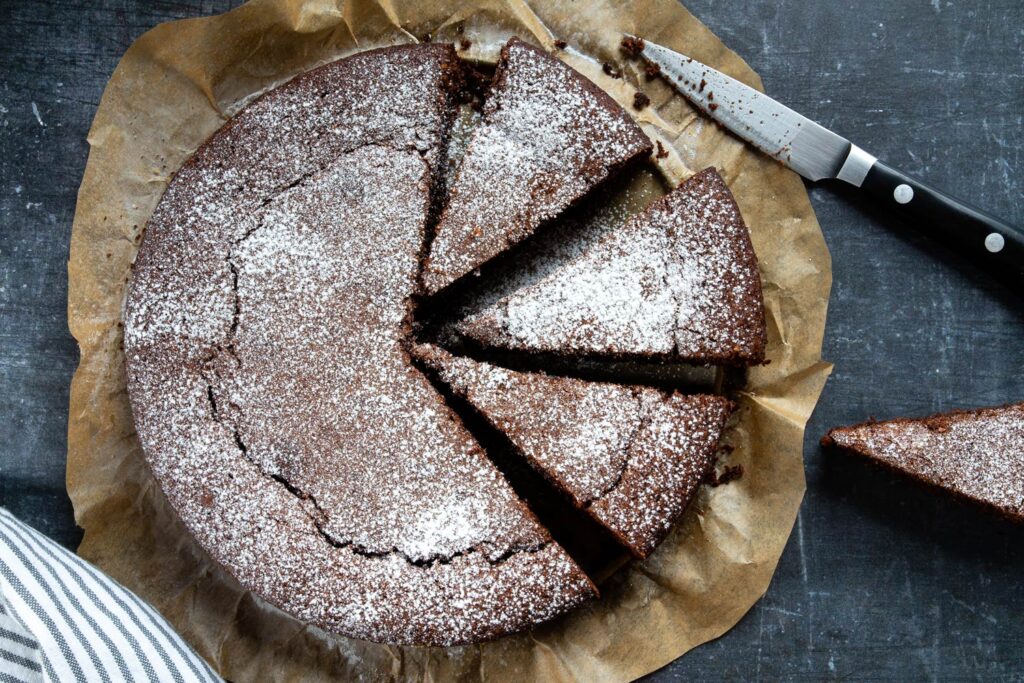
[0,1,1021,680]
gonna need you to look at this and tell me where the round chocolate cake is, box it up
[124,39,766,646]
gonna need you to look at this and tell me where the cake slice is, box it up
[452,168,767,365]
[413,344,735,557]
[822,402,1024,522]
[422,37,652,294]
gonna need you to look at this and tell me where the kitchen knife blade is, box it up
[632,36,1024,284]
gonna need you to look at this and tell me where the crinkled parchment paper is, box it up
[67,0,832,680]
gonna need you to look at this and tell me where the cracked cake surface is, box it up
[452,167,767,365]
[822,403,1024,522]
[414,344,735,557]
[422,37,652,294]
[124,45,595,647]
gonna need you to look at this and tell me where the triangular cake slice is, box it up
[822,402,1024,522]
[413,344,735,557]
[452,168,767,365]
[422,37,652,294]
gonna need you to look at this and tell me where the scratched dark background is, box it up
[1,0,1022,680]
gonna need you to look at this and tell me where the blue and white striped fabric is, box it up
[0,507,220,682]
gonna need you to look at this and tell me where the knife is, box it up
[631,37,1024,283]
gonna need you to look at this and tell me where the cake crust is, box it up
[822,402,1024,522]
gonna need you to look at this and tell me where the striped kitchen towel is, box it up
[0,507,220,682]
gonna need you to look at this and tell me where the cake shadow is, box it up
[420,339,724,394]
[416,360,633,583]
[819,443,1024,564]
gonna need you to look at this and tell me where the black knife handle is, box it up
[860,160,1024,284]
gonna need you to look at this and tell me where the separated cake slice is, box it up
[822,402,1024,522]
[422,37,652,294]
[413,344,735,557]
[452,168,767,365]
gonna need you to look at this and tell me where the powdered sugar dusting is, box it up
[415,344,734,557]
[468,203,677,354]
[403,493,493,560]
[126,44,463,354]
[129,375,589,644]
[592,391,733,556]
[423,38,652,293]
[416,344,639,501]
[205,151,546,561]
[827,403,1024,518]
[667,170,765,360]
[455,168,766,365]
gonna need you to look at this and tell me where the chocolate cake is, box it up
[126,37,772,647]
[822,402,1024,522]
[124,45,596,647]
[451,168,767,365]
[413,344,735,557]
[422,37,653,294]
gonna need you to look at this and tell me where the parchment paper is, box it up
[67,1,833,680]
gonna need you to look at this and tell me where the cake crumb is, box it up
[644,63,661,80]
[602,62,622,79]
[620,36,645,58]
[633,92,651,111]
[553,39,567,50]
[707,464,744,487]
[655,141,669,159]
